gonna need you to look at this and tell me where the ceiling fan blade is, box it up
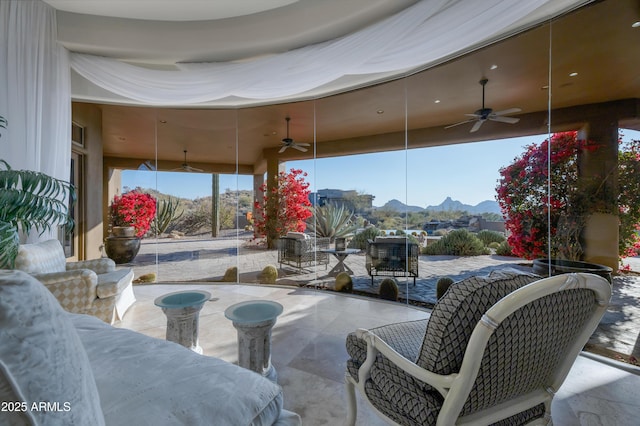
[492,107,521,116]
[278,145,288,153]
[470,120,484,133]
[291,144,308,152]
[445,119,476,129]
[296,142,310,147]
[490,115,520,124]
[464,113,481,118]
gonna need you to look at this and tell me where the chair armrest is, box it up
[96,268,133,299]
[356,328,457,398]
[33,269,98,313]
[67,258,116,274]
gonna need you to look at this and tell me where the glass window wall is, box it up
[95,0,640,309]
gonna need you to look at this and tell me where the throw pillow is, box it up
[0,270,105,426]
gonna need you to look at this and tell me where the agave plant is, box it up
[0,117,76,268]
[306,202,358,242]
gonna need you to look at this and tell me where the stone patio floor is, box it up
[125,231,640,363]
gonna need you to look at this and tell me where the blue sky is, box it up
[123,129,640,208]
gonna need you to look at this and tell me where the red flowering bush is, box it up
[497,131,640,261]
[617,138,640,258]
[110,191,157,237]
[253,169,312,246]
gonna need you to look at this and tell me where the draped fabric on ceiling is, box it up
[0,0,70,179]
[69,0,581,106]
[1,0,71,242]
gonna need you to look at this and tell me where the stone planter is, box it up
[532,258,612,284]
[111,226,136,237]
[105,235,141,264]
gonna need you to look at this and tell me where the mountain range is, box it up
[379,197,501,214]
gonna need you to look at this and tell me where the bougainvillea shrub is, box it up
[110,191,157,237]
[496,131,640,262]
[253,169,312,245]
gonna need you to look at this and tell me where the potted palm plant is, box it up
[0,115,76,269]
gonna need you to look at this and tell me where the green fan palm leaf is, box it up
[0,159,76,268]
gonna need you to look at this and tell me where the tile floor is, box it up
[117,283,640,426]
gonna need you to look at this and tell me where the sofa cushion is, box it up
[286,231,309,240]
[374,236,409,244]
[71,313,286,426]
[0,270,105,426]
[15,239,66,274]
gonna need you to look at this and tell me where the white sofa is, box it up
[0,270,301,426]
[13,239,135,323]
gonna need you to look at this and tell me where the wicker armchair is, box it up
[277,232,330,273]
[345,270,611,425]
[13,239,135,324]
[366,237,419,285]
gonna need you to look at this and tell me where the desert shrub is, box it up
[349,226,381,250]
[133,273,156,284]
[379,278,399,301]
[260,265,278,284]
[488,241,501,250]
[179,204,212,234]
[423,229,489,256]
[222,266,238,282]
[334,272,353,292]
[495,241,515,256]
[219,204,236,229]
[436,276,455,299]
[433,229,449,236]
[476,230,506,246]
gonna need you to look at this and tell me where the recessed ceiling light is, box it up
[632,21,640,28]
[376,110,384,114]
[569,72,578,77]
[159,120,167,123]
[434,100,441,104]
[490,64,498,70]
[541,85,549,90]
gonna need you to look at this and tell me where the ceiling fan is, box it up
[172,150,204,172]
[445,78,521,133]
[279,117,310,153]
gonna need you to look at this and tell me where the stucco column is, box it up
[577,120,619,271]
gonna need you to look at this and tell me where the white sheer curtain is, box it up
[0,0,70,180]
[69,0,583,106]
